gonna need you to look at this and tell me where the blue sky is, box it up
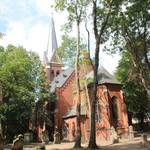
[0,0,64,59]
[0,0,40,31]
[0,0,120,74]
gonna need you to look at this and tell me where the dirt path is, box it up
[4,137,150,150]
[102,139,149,150]
[44,137,150,150]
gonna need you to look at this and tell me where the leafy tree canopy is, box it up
[56,34,86,68]
[0,45,49,141]
[107,0,150,96]
[115,50,150,130]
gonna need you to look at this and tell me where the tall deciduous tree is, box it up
[54,0,89,148]
[111,0,150,97]
[115,50,150,130]
[88,0,114,148]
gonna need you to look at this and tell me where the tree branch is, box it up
[98,0,113,41]
[93,0,98,40]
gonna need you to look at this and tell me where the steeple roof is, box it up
[44,15,61,64]
[48,16,58,53]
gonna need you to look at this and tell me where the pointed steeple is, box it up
[43,14,63,82]
[46,15,58,62]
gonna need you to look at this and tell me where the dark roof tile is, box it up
[86,66,120,85]
[50,68,74,92]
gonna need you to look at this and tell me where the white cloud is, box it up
[0,3,8,14]
[34,0,68,43]
[35,0,54,14]
[99,51,120,74]
[0,20,49,61]
[24,22,49,59]
[0,0,120,74]
[0,21,26,46]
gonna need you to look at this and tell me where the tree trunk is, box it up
[127,111,132,126]
[129,47,150,97]
[74,20,81,149]
[88,0,111,148]
[124,27,150,98]
[139,113,145,131]
[84,81,91,124]
[85,20,94,69]
[88,1,100,149]
[88,39,100,149]
[85,16,93,127]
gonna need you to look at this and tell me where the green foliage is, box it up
[54,0,90,23]
[107,0,150,97]
[115,50,150,125]
[56,35,86,68]
[0,45,49,141]
[115,50,132,81]
[108,0,150,50]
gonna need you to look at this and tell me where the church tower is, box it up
[44,15,63,82]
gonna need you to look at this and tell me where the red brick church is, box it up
[43,17,129,142]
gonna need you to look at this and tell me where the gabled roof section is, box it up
[50,68,74,93]
[86,66,121,85]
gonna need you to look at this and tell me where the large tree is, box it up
[54,0,89,148]
[110,0,150,97]
[88,0,116,148]
[115,50,150,130]
[0,45,48,142]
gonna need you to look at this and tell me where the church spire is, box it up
[46,14,58,62]
[43,13,63,82]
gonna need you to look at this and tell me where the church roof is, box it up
[50,68,74,93]
[86,66,120,85]
[62,105,87,119]
[51,66,120,92]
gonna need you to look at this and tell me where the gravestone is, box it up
[43,131,49,144]
[129,125,134,140]
[11,134,24,150]
[142,134,148,145]
[53,131,61,144]
[24,132,33,143]
[111,126,119,144]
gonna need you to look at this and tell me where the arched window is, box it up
[51,70,54,75]
[111,96,119,120]
[51,70,55,79]
[56,70,60,76]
